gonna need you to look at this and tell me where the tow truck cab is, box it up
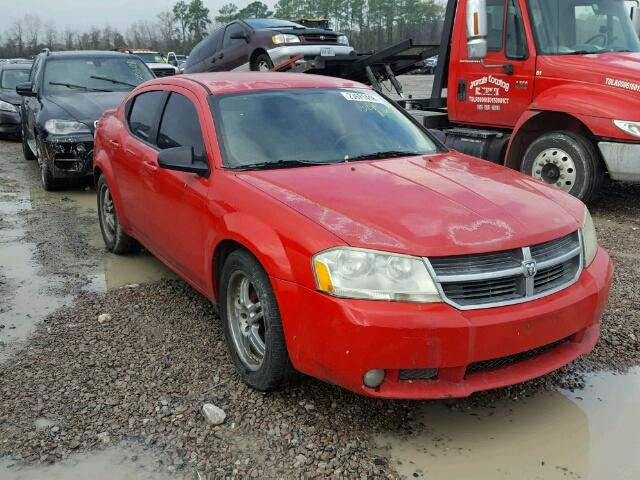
[417,0,640,202]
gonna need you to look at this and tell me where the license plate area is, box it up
[320,48,335,57]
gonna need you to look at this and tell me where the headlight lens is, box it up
[613,119,640,138]
[44,119,91,135]
[0,100,17,113]
[313,247,442,303]
[272,34,300,45]
[581,208,598,267]
[337,35,349,45]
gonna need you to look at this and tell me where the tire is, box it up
[521,130,603,203]
[97,174,139,254]
[22,129,36,160]
[220,249,298,391]
[250,53,274,72]
[36,138,61,191]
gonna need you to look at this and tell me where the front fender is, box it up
[531,84,638,139]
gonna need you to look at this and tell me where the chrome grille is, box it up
[427,231,582,310]
[152,68,176,77]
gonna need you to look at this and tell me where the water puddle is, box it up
[377,368,640,479]
[0,446,173,480]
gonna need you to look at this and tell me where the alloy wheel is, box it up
[226,271,266,371]
[100,183,116,243]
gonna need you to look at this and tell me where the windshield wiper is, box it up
[229,159,334,171]
[342,150,425,162]
[48,82,111,92]
[90,75,136,88]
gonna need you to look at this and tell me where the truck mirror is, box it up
[466,0,488,60]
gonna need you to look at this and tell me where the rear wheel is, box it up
[97,174,139,254]
[250,53,274,72]
[521,131,603,203]
[220,249,298,391]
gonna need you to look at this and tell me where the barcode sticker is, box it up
[340,91,385,104]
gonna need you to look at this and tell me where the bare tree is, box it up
[24,14,42,51]
[43,21,58,49]
[157,10,178,52]
[63,28,77,50]
[8,19,25,56]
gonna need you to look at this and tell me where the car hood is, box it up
[47,92,129,130]
[237,154,585,257]
[0,89,22,105]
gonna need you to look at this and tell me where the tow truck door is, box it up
[450,0,536,127]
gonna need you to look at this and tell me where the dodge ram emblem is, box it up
[522,260,537,278]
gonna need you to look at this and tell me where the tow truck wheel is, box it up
[250,53,273,72]
[521,131,603,203]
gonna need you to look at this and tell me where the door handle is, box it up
[218,53,224,59]
[143,160,158,172]
[109,139,121,148]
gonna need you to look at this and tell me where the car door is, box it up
[149,88,211,290]
[22,55,42,150]
[212,22,251,71]
[449,0,535,127]
[113,89,167,243]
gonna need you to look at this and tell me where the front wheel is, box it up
[220,249,298,391]
[22,129,36,160]
[521,131,603,203]
[250,53,274,72]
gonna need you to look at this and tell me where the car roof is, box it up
[159,72,369,95]
[0,63,32,70]
[42,50,133,59]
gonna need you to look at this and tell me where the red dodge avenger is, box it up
[93,72,612,399]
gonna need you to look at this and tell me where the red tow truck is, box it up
[406,0,640,202]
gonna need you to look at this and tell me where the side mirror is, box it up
[230,32,249,42]
[16,82,36,97]
[466,0,488,60]
[157,146,210,177]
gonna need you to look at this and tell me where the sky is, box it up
[0,0,276,33]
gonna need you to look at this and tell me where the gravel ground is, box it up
[0,128,639,479]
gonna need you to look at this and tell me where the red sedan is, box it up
[93,73,613,399]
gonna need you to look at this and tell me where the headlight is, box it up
[44,119,91,135]
[313,247,442,303]
[272,34,300,45]
[337,35,349,45]
[581,208,598,267]
[613,119,640,138]
[0,100,17,113]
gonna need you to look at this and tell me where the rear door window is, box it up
[128,91,166,143]
[157,93,207,161]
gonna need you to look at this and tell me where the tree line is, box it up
[0,0,444,59]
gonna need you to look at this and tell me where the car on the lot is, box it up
[17,50,154,190]
[93,72,612,398]
[0,62,32,138]
[184,18,354,73]
[121,49,179,77]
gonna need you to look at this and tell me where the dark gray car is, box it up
[0,62,32,138]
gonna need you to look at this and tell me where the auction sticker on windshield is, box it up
[341,91,385,104]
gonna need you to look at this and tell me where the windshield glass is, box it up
[213,88,440,169]
[527,0,640,54]
[134,52,164,63]
[244,18,306,29]
[1,68,30,89]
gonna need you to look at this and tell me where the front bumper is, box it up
[0,110,21,135]
[598,141,640,181]
[267,45,355,66]
[273,247,612,399]
[41,134,94,180]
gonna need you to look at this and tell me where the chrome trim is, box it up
[436,267,523,283]
[424,231,583,311]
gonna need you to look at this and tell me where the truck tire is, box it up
[97,174,139,254]
[521,131,603,203]
[220,249,299,391]
[250,53,273,72]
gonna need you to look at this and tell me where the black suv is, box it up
[17,50,155,190]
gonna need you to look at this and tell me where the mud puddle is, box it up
[0,445,173,480]
[377,368,640,479]
[0,140,174,359]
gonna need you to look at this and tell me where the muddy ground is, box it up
[0,129,639,479]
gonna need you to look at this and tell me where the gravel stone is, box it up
[201,404,226,425]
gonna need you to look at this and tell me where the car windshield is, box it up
[1,68,30,89]
[244,18,306,29]
[43,57,154,94]
[527,0,640,54]
[134,52,165,63]
[212,88,440,169]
